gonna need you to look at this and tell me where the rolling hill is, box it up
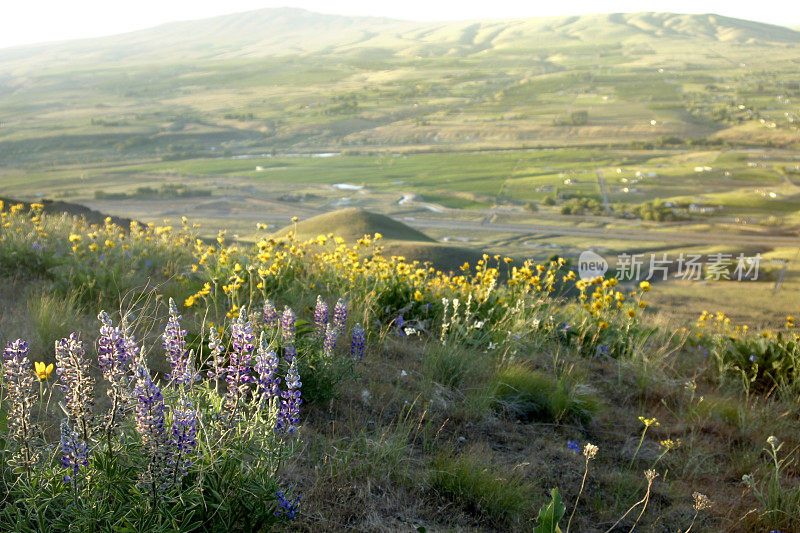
[1,10,799,72]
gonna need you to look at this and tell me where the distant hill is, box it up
[273,208,486,272]
[273,208,435,242]
[2,10,799,71]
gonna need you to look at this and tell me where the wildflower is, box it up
[639,281,651,291]
[639,416,659,428]
[168,396,198,480]
[224,308,256,421]
[567,440,580,453]
[263,299,278,328]
[55,334,94,439]
[163,298,198,385]
[414,290,423,301]
[627,309,636,319]
[3,339,37,467]
[692,492,712,511]
[322,323,339,356]
[60,419,89,484]
[276,357,302,435]
[659,438,681,451]
[206,326,226,382]
[598,321,609,330]
[97,311,136,435]
[34,361,54,380]
[351,323,366,360]
[332,298,348,331]
[281,306,296,344]
[132,362,171,493]
[583,443,599,459]
[313,296,329,339]
[275,487,301,519]
[254,332,280,400]
[767,435,780,448]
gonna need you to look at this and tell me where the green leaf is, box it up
[533,488,566,533]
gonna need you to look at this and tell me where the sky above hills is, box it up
[2,0,800,49]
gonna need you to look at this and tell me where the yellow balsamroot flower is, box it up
[639,281,651,291]
[414,290,423,301]
[68,233,82,243]
[787,316,795,328]
[627,309,636,319]
[34,361,54,380]
[598,321,609,329]
[88,243,98,252]
[639,301,647,309]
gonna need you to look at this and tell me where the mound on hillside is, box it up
[274,208,489,272]
[274,208,435,243]
[380,240,486,274]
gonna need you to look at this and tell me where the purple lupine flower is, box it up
[223,308,256,421]
[322,323,338,356]
[254,332,280,401]
[313,296,329,339]
[276,358,302,435]
[567,440,580,454]
[55,334,94,439]
[97,311,134,379]
[263,299,278,328]
[133,363,171,492]
[97,311,136,435]
[350,323,366,360]
[332,298,348,332]
[168,396,198,480]
[283,342,297,365]
[275,486,301,519]
[207,326,225,381]
[2,339,37,467]
[162,298,197,385]
[281,306,296,344]
[60,419,89,484]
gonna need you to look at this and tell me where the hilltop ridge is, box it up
[2,10,798,71]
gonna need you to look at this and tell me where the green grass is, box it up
[491,363,600,424]
[429,447,530,522]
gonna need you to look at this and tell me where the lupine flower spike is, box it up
[60,419,89,485]
[263,299,278,329]
[3,339,37,468]
[132,359,171,498]
[313,295,329,340]
[163,298,198,385]
[276,358,302,435]
[351,323,366,360]
[223,307,256,423]
[254,332,281,402]
[55,333,95,440]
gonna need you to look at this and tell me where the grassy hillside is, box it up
[2,201,800,531]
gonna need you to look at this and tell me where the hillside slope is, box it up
[1,10,798,71]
